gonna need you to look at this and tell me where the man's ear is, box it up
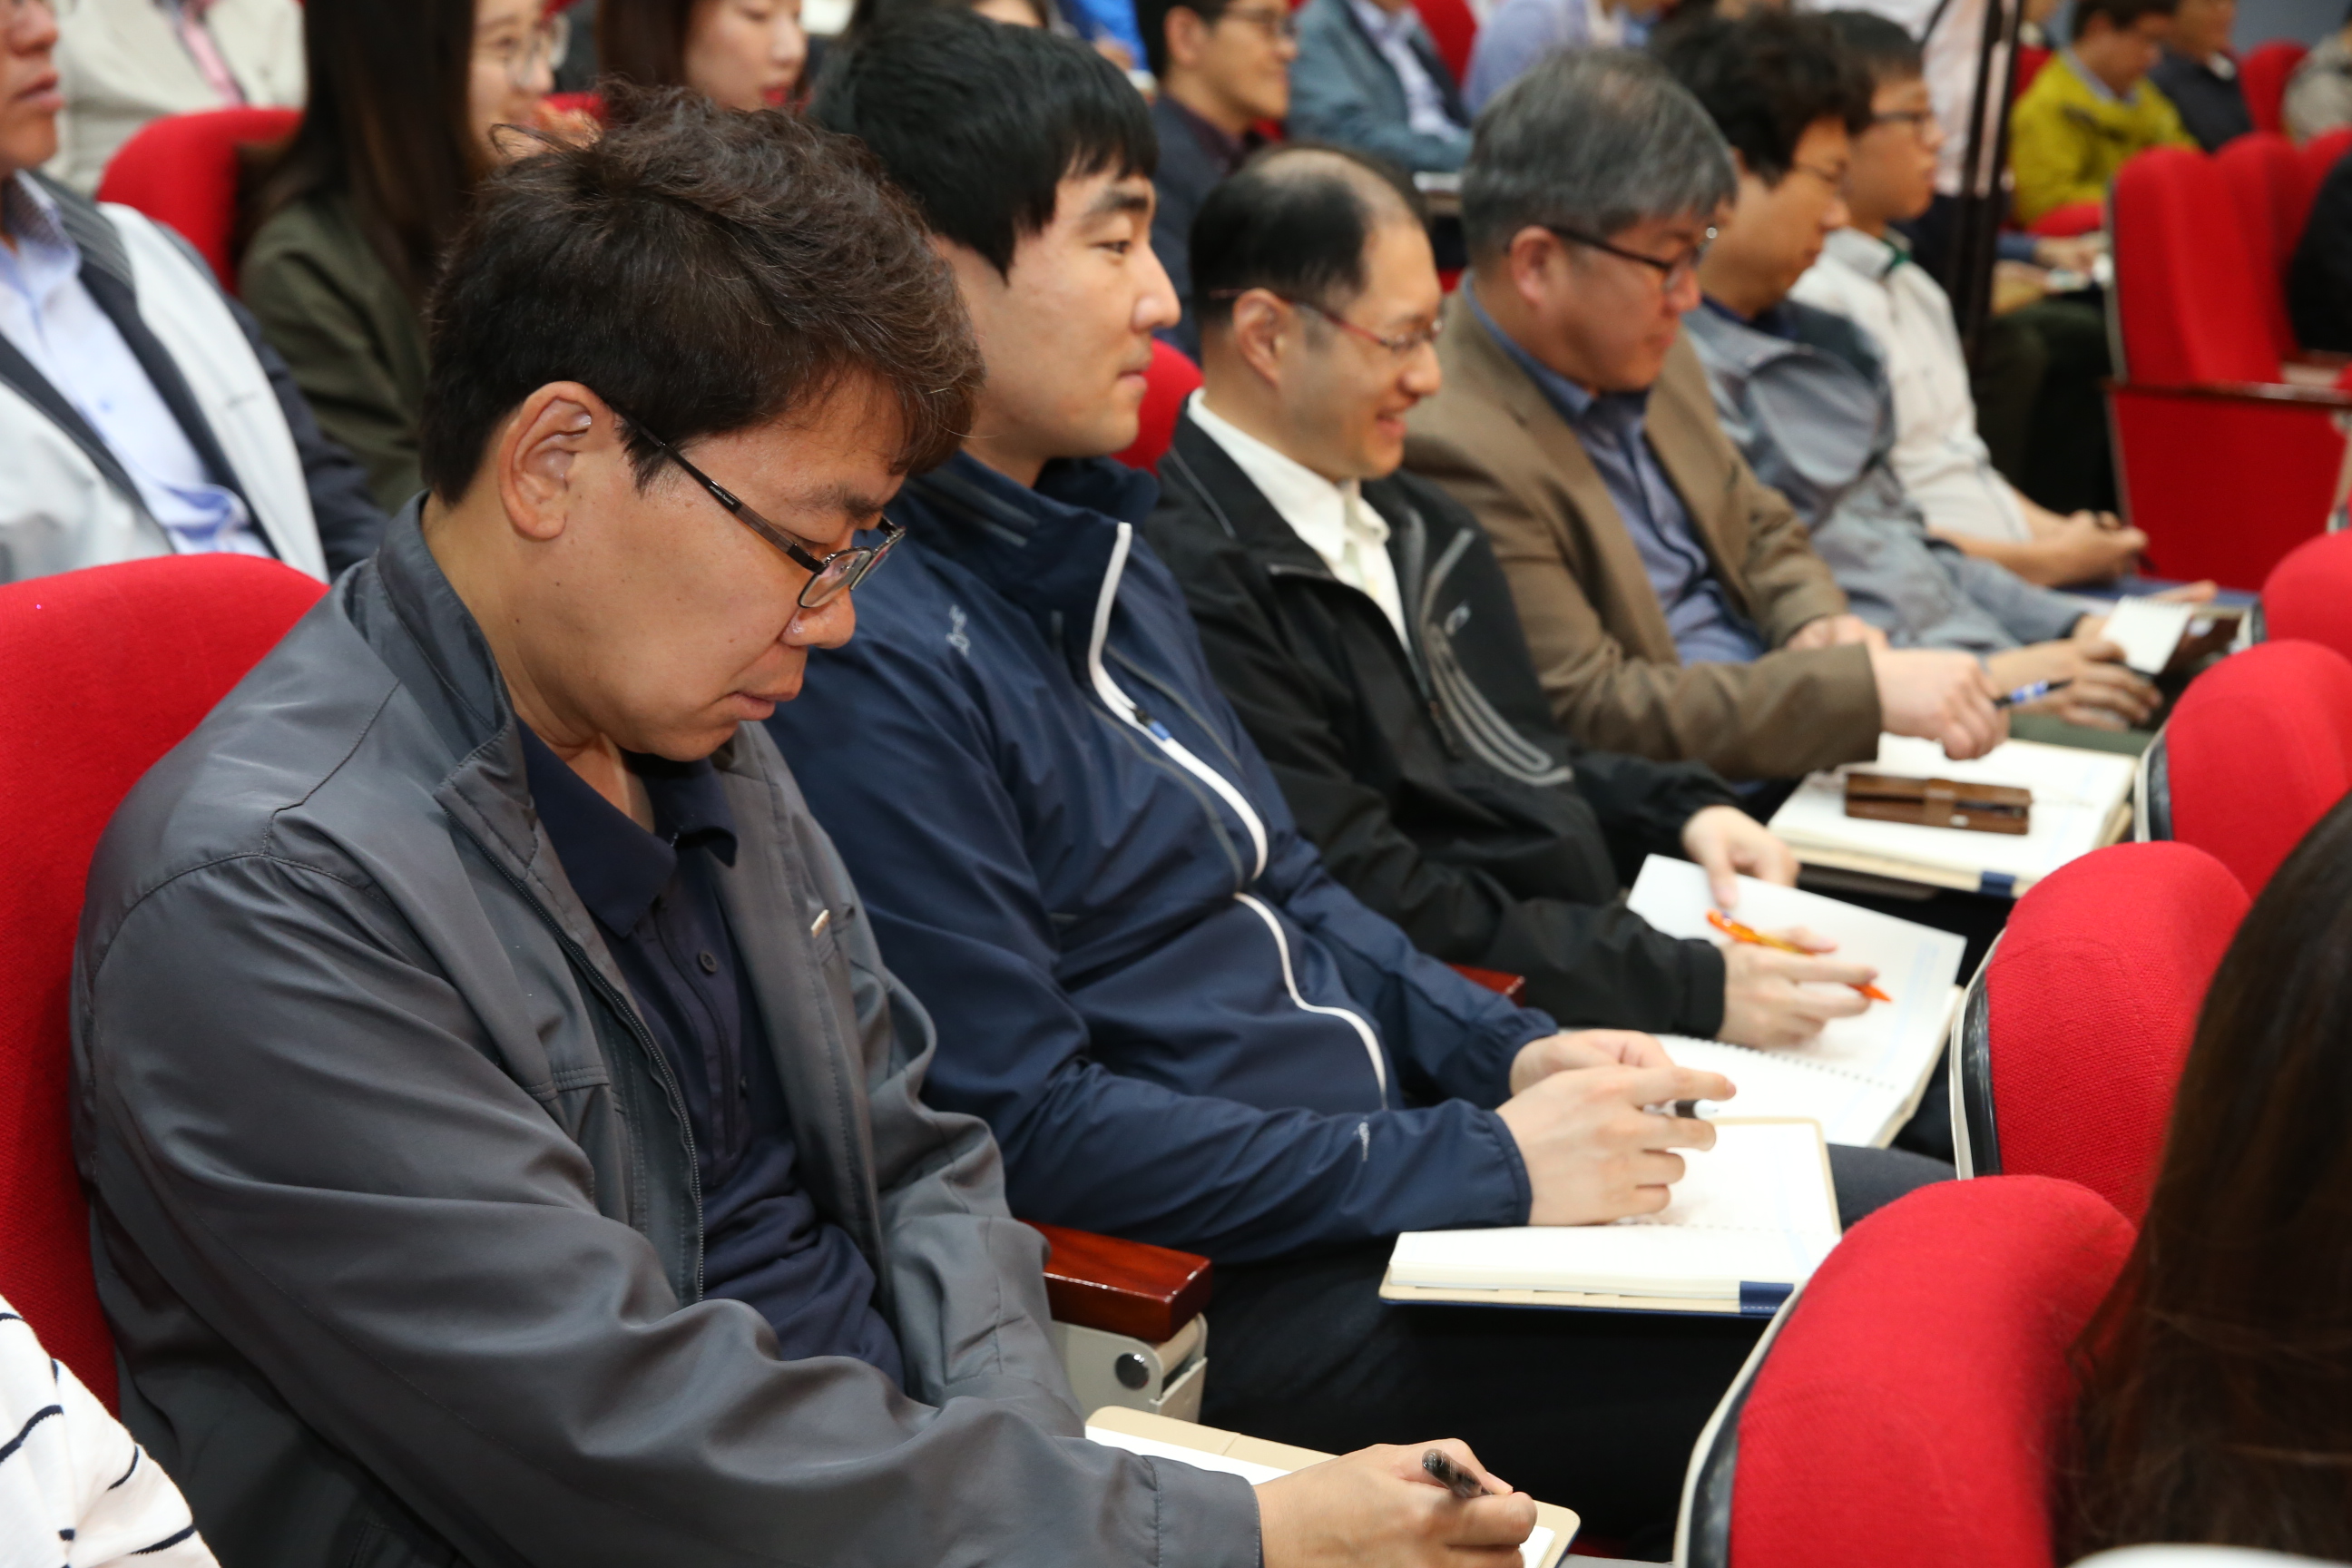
[1505,224,1568,308]
[1227,289,1292,383]
[1166,5,1208,68]
[495,383,608,545]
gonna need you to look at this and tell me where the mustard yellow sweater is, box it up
[2009,52,2195,223]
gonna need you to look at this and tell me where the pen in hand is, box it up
[1422,1448,1487,1499]
[1995,677,2073,710]
[1707,909,1892,1004]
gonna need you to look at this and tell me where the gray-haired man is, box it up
[1404,49,2007,785]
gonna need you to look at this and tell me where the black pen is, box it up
[1423,1449,1485,1499]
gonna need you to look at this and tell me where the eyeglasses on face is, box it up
[1212,4,1298,38]
[1208,289,1443,358]
[614,409,905,611]
[1869,107,1940,141]
[1543,223,1717,292]
[476,10,572,86]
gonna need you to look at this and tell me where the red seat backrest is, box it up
[1112,338,1204,471]
[2215,132,2306,357]
[2239,39,2308,136]
[93,106,303,292]
[1984,842,2248,1223]
[0,556,326,1407]
[1412,0,1476,89]
[2111,145,2281,384]
[2261,529,2352,666]
[2165,639,2352,896]
[1730,1178,2136,1568]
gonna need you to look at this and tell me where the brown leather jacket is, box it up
[1404,289,1883,781]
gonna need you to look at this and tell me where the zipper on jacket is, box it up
[1234,892,1387,1103]
[479,848,707,1302]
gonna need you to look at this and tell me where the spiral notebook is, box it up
[1624,856,1966,1147]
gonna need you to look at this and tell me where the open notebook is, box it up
[1084,1407,1575,1568]
[1379,1120,1839,1317]
[1768,735,2137,896]
[1625,856,1966,1147]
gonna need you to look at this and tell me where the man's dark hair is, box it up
[1653,13,1873,183]
[813,11,1157,276]
[1821,10,1926,89]
[1191,144,1426,330]
[1135,0,1228,79]
[417,87,979,503]
[2070,0,2180,41]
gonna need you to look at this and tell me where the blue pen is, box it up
[1995,677,2074,710]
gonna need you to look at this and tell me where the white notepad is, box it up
[1382,1120,1839,1316]
[1768,734,2138,896]
[1625,856,1965,1146]
[1085,1419,1563,1568]
[2094,597,2198,675]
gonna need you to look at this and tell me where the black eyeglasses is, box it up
[621,413,904,611]
[1543,223,1717,292]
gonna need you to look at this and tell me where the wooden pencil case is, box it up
[1844,772,2032,836]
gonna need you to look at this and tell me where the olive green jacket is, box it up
[240,191,428,514]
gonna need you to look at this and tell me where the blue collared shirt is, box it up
[1465,288,1768,667]
[0,173,265,557]
[520,726,904,1383]
[1347,0,1465,137]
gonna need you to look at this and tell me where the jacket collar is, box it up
[1161,407,1341,580]
[1821,225,1908,282]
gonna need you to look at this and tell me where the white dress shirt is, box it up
[0,174,267,558]
[1188,391,1412,642]
[1790,226,2034,544]
[1346,0,1463,139]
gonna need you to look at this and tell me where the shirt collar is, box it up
[1348,0,1418,44]
[1185,390,1383,562]
[0,173,82,300]
[2061,47,2131,104]
[1701,293,1802,341]
[1161,93,1250,173]
[518,723,739,936]
[1465,282,1658,435]
[1822,225,1908,281]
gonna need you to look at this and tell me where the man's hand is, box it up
[1868,646,2007,760]
[2025,511,2146,585]
[1718,936,1875,1048]
[1681,804,1799,908]
[1257,1440,1536,1568]
[1508,1028,1670,1095]
[1495,1061,1735,1225]
[1785,612,1887,652]
[1987,636,2160,731]
[2032,234,2103,274]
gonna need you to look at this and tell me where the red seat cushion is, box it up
[2166,639,2352,896]
[1730,1178,2136,1568]
[93,106,303,291]
[2239,39,2308,137]
[1112,338,1204,471]
[2261,530,2352,667]
[0,556,325,1406]
[1984,842,2249,1223]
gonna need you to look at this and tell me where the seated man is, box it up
[796,16,1949,1544]
[2008,0,2193,227]
[2146,0,2252,150]
[1463,0,1658,113]
[1791,11,2147,590]
[1147,142,1879,1047]
[1404,48,2005,782]
[1289,0,1471,172]
[1137,0,1293,355]
[1664,13,2159,734]
[46,0,303,193]
[74,93,1524,1568]
[1,0,382,584]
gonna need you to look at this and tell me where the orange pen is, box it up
[1707,909,1892,1004]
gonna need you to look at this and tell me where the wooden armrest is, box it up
[1028,1222,1211,1344]
[1449,963,1527,1000]
[2108,377,2352,410]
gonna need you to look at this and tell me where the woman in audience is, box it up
[597,0,810,109]
[239,0,567,513]
[2065,791,2352,1562]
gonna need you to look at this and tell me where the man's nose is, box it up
[786,592,858,650]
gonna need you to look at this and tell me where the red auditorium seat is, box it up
[2239,40,2308,137]
[93,105,303,291]
[2014,43,2052,93]
[1955,842,2249,1223]
[1112,338,1203,471]
[2260,529,2352,664]
[2024,200,2104,236]
[1413,0,1477,88]
[0,556,328,1407]
[2107,146,2347,589]
[1679,1178,2137,1568]
[2146,639,2352,895]
[2215,132,2308,358]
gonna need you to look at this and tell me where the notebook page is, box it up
[2095,597,2196,675]
[1388,1122,1838,1297]
[1626,856,1966,1091]
[1085,1428,1558,1568]
[1648,1036,1903,1146]
[1768,736,2137,887]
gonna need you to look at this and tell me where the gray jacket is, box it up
[1683,299,2083,657]
[70,506,1259,1568]
[1289,0,1472,172]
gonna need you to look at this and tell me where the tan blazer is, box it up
[46,0,305,194]
[1405,289,1883,781]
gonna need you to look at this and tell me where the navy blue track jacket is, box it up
[766,453,1556,1263]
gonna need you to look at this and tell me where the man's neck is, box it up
[1846,212,1895,240]
[1196,369,1349,486]
[1161,72,1254,140]
[1468,272,1602,397]
[1694,256,1781,325]
[960,434,1048,489]
[0,166,26,254]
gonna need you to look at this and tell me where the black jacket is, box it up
[2147,50,2253,152]
[2291,146,2352,353]
[1144,410,1737,1037]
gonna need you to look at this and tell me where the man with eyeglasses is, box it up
[42,0,301,193]
[0,0,380,584]
[1137,0,1294,356]
[1406,47,2007,785]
